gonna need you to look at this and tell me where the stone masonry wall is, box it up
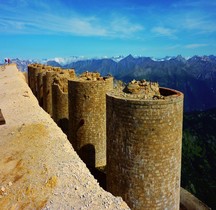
[52,71,76,136]
[68,77,113,168]
[37,71,46,106]
[52,84,69,135]
[43,69,75,117]
[106,87,184,210]
[43,71,56,116]
[28,64,43,96]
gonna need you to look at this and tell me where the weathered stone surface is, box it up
[113,79,164,100]
[79,71,101,81]
[106,84,184,210]
[43,68,75,117]
[52,69,75,92]
[37,71,46,106]
[28,64,43,96]
[43,71,56,116]
[0,109,6,125]
[180,188,211,210]
[68,74,113,168]
[52,70,75,136]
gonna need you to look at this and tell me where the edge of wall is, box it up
[180,188,211,210]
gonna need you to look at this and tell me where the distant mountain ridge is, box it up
[63,54,216,112]
[6,54,216,112]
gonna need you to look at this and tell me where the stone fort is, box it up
[0,63,211,209]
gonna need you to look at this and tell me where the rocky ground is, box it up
[0,64,129,209]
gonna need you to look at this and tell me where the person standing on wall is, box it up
[4,58,7,64]
[7,58,10,64]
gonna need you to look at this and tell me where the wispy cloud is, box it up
[151,27,177,38]
[165,3,216,35]
[172,0,216,8]
[165,45,181,50]
[110,16,144,37]
[0,1,144,38]
[185,44,208,49]
[183,16,216,34]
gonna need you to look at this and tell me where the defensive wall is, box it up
[0,64,129,209]
[0,63,211,210]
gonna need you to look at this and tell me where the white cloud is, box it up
[165,45,181,50]
[0,1,144,38]
[151,26,177,38]
[183,17,216,34]
[185,44,208,49]
[172,0,216,8]
[110,16,144,37]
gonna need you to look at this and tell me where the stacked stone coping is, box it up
[52,70,76,136]
[106,81,184,210]
[68,72,113,168]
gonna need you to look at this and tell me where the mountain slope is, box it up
[182,108,216,209]
[66,58,117,75]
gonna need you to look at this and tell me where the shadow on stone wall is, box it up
[78,144,95,168]
[57,118,69,137]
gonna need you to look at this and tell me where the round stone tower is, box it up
[37,71,46,106]
[52,69,76,136]
[106,80,184,210]
[68,72,113,168]
[43,71,55,115]
[28,64,43,96]
[36,66,53,106]
[43,68,63,116]
[28,63,38,90]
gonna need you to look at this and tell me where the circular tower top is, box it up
[109,79,183,102]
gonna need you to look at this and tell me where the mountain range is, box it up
[4,54,216,112]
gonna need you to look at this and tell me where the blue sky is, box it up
[0,0,216,59]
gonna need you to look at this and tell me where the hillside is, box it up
[182,108,216,209]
